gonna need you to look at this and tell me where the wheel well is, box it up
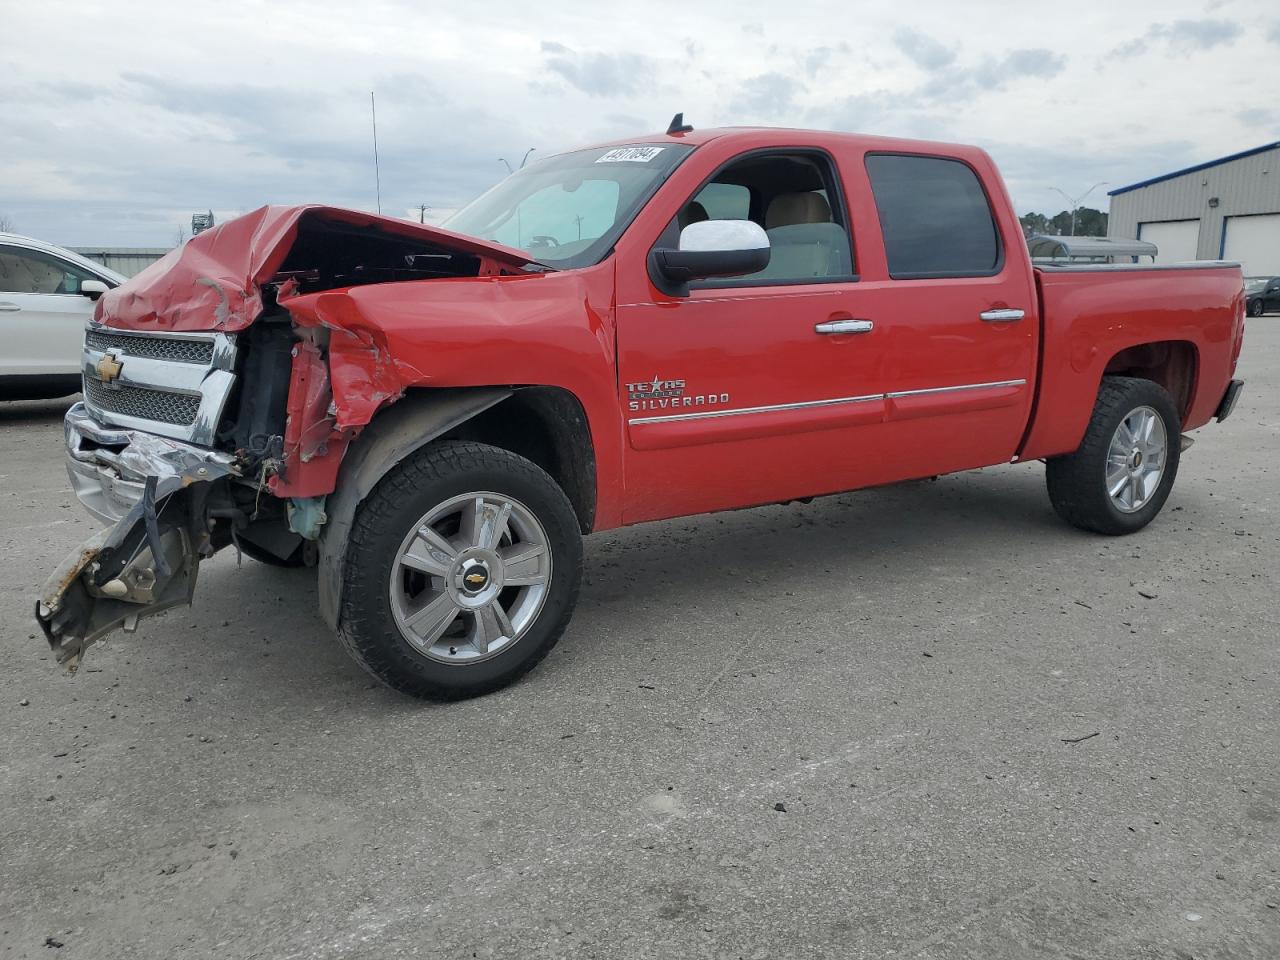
[440,387,597,533]
[1103,340,1198,421]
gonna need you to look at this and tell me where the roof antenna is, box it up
[666,112,694,136]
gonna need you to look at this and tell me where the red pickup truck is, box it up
[37,124,1246,699]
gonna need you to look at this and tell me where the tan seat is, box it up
[765,192,832,229]
[759,192,848,279]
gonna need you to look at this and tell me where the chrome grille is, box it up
[83,377,201,426]
[85,329,215,364]
[81,325,238,444]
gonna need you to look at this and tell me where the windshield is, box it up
[1244,277,1266,293]
[445,144,693,269]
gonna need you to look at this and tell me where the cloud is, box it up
[732,72,801,119]
[892,28,956,71]
[1108,18,1242,59]
[920,48,1066,100]
[1236,107,1279,127]
[540,43,656,97]
[801,44,850,78]
[0,0,1271,248]
[1155,18,1242,53]
[983,137,1200,217]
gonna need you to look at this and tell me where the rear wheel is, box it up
[1045,376,1181,535]
[337,440,582,700]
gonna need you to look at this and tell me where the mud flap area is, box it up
[36,477,215,672]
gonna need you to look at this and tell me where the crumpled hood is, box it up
[95,204,537,333]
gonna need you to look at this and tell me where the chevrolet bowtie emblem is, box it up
[465,572,487,585]
[95,353,123,384]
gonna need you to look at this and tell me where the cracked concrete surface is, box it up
[1,322,1277,959]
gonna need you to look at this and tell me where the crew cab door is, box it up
[615,147,887,523]
[845,151,1038,477]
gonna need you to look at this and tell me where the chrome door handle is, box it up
[0,302,20,312]
[815,319,873,335]
[979,308,1025,322]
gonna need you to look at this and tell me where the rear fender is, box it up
[316,388,512,629]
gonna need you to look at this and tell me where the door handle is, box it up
[815,319,873,335]
[979,308,1025,322]
[0,302,20,312]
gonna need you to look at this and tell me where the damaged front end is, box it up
[35,204,542,672]
[37,408,245,671]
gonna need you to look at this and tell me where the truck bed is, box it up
[1019,262,1245,461]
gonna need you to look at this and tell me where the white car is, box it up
[0,233,127,400]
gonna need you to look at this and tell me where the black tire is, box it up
[1045,376,1181,536]
[1248,299,1264,318]
[337,440,582,700]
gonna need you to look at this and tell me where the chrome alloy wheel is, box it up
[1105,405,1168,514]
[389,492,552,663]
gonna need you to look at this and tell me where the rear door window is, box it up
[865,154,1001,279]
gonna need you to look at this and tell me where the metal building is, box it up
[69,246,170,278]
[1107,141,1280,275]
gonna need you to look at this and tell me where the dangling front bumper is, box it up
[35,404,243,671]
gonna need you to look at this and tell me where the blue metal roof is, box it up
[1108,141,1280,196]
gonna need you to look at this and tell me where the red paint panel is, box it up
[1019,265,1244,461]
[269,340,351,498]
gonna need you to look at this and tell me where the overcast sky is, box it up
[3,0,1278,247]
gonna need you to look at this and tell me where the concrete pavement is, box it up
[2,322,1277,959]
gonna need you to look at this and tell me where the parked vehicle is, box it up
[0,233,127,400]
[1245,276,1279,317]
[36,125,1247,699]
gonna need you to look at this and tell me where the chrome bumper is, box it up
[64,402,239,524]
[40,405,244,670]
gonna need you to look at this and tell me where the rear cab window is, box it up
[864,154,1002,279]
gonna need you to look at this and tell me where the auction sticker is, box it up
[596,146,665,163]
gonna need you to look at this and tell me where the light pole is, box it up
[1049,182,1109,236]
[498,148,536,174]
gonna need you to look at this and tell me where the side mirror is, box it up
[80,279,109,301]
[650,219,770,296]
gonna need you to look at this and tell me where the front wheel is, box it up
[1045,376,1181,535]
[337,441,582,700]
[1249,299,1264,318]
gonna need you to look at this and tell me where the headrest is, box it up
[766,192,832,229]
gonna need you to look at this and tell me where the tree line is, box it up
[1018,208,1108,237]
